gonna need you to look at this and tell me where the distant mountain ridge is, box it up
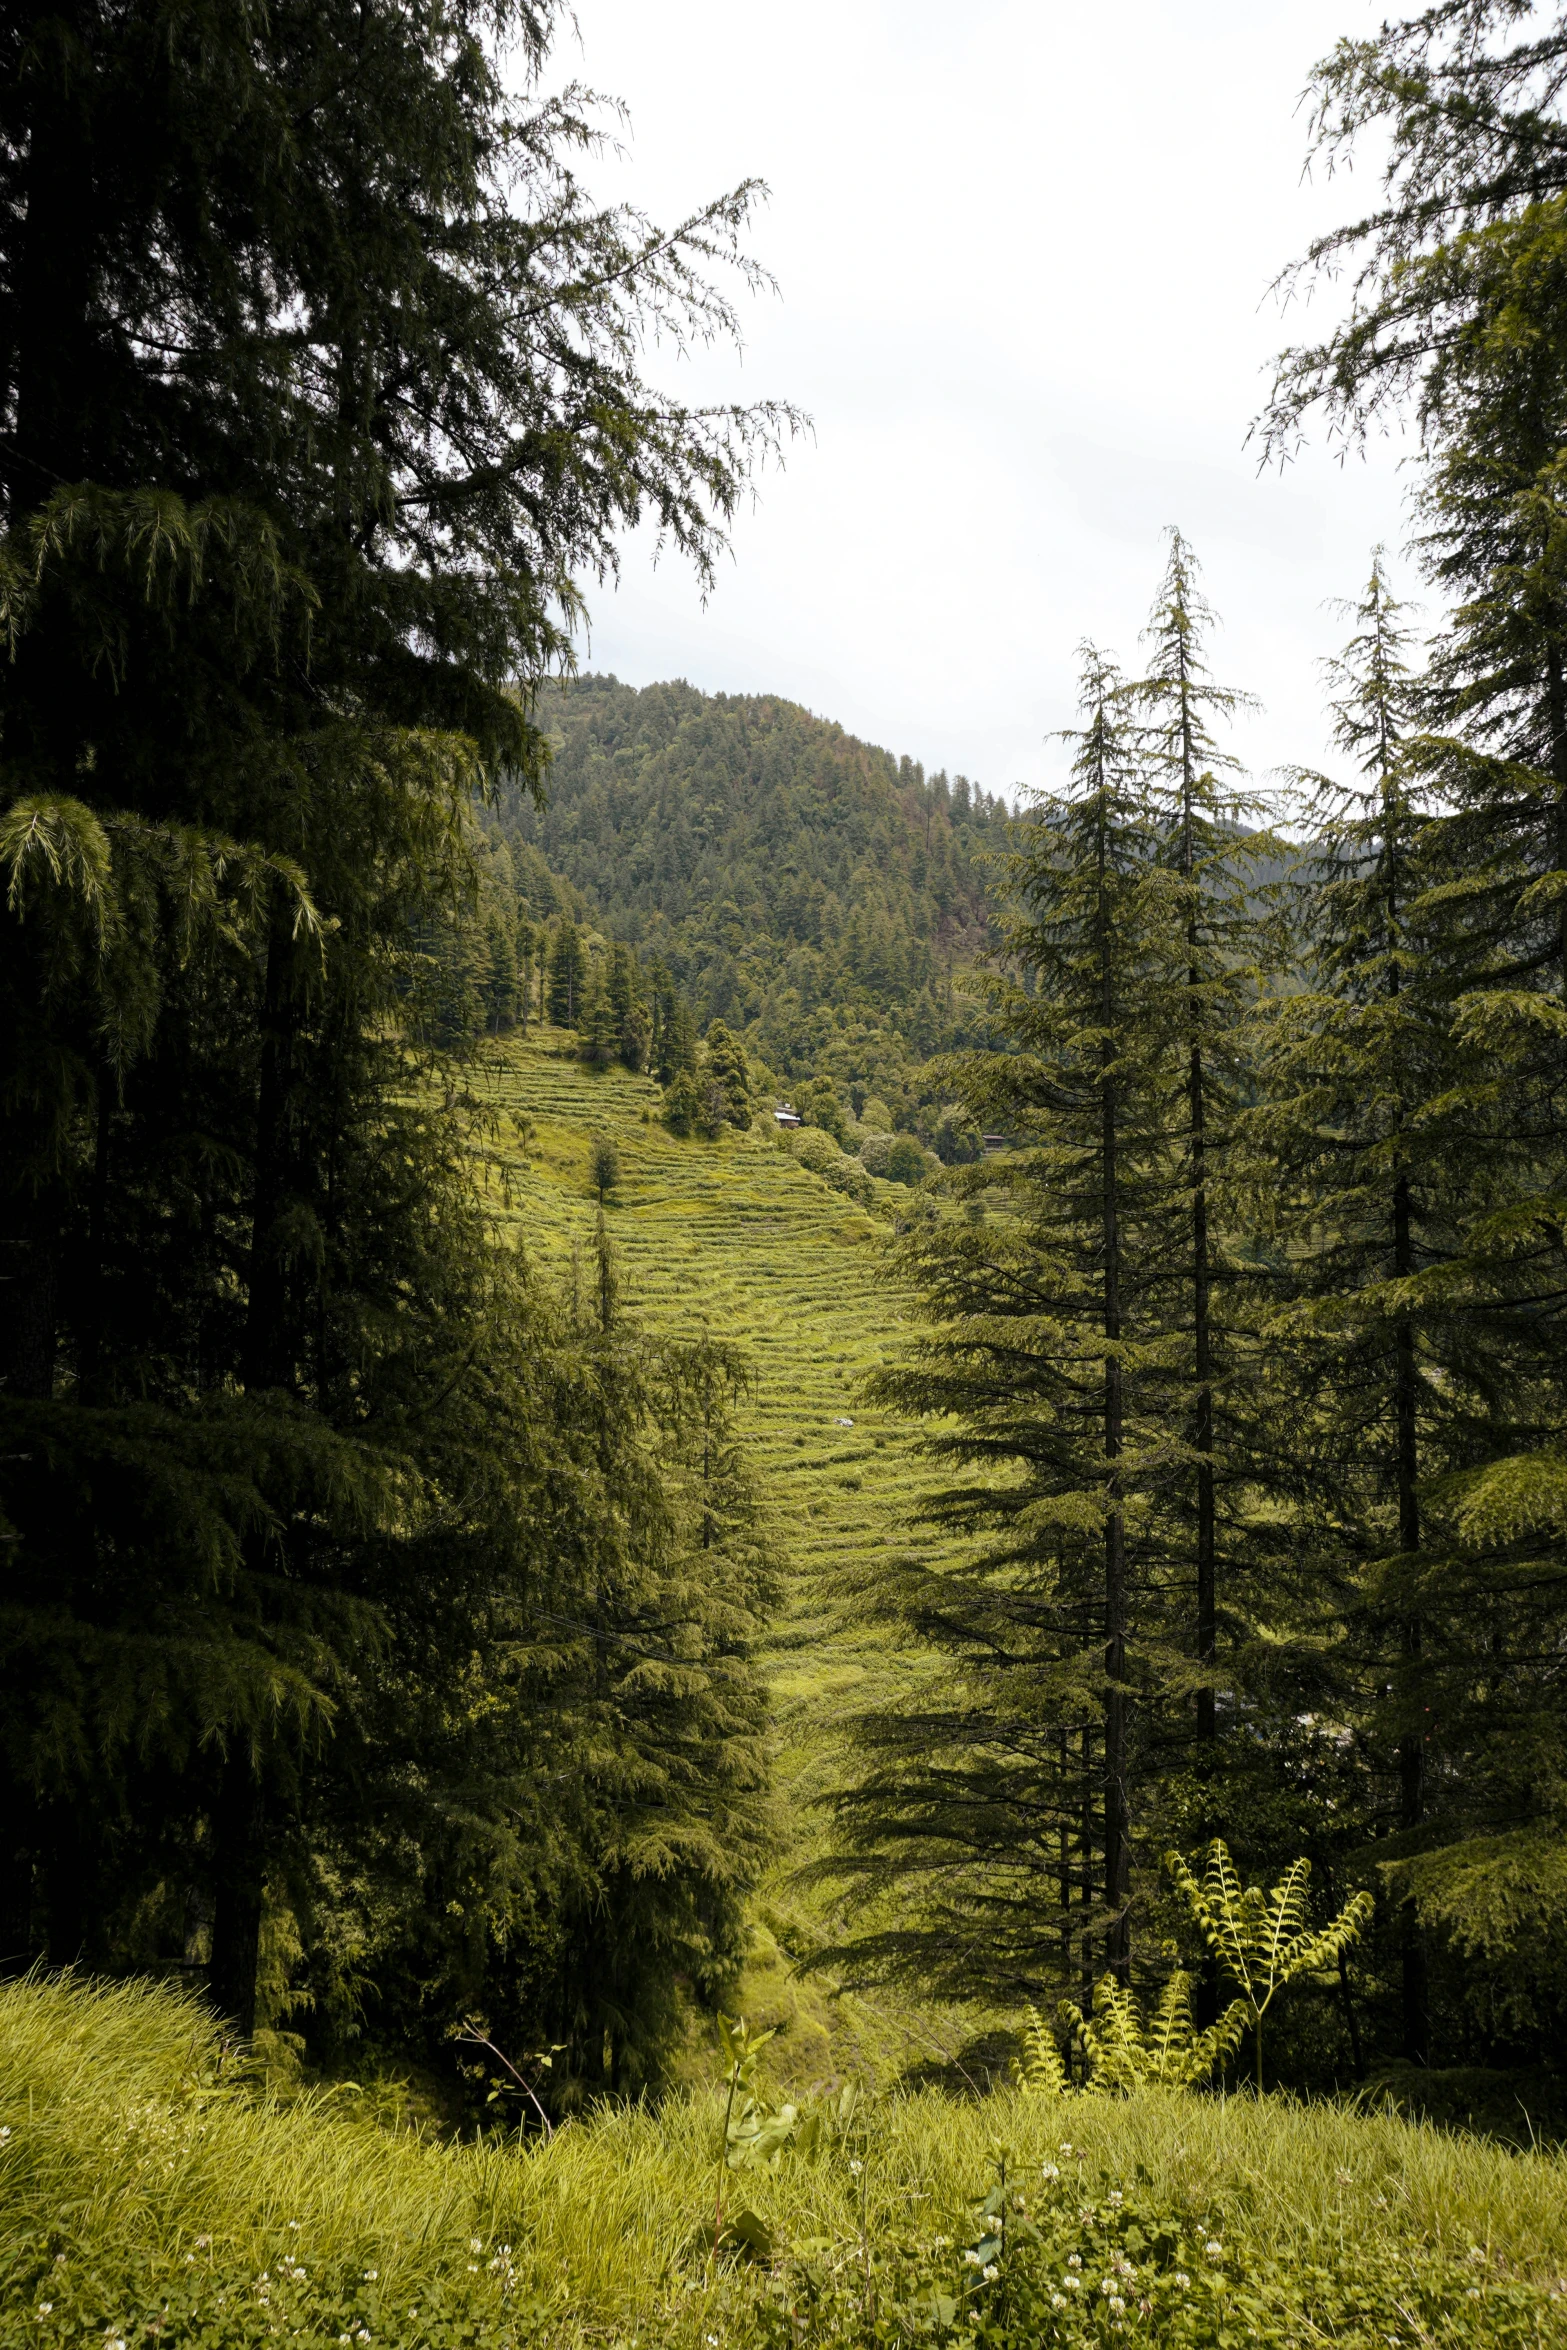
[489,674,1006,1088]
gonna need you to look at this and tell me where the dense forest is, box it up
[2,0,1567,2172]
[459,675,1009,1135]
[0,0,785,2103]
[518,676,1004,1050]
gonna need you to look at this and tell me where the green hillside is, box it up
[476,1028,972,2082]
[485,674,1010,1107]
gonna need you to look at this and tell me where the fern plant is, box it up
[1166,1840,1375,2090]
[1014,2003,1070,2094]
[1059,1971,1247,2094]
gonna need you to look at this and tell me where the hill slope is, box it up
[477,1029,968,2081]
[489,675,1008,1099]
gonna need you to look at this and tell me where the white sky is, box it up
[550,0,1417,807]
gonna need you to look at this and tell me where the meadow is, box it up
[471,1030,979,2083]
[3,1972,1563,2350]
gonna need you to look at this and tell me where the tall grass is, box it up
[3,1973,1565,2339]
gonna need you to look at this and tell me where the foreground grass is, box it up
[4,1977,1565,2349]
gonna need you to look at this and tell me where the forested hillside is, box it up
[487,675,1008,1093]
[11,7,1567,2345]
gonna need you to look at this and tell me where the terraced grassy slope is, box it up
[473,1029,964,2082]
[476,1030,942,1783]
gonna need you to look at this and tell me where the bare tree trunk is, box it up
[1100,867,1130,1978]
[208,1752,264,2035]
[1392,1171,1428,2065]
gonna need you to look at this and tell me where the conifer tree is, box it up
[547,921,587,1027]
[607,942,651,1072]
[577,963,617,1065]
[0,0,790,2037]
[1253,556,1465,2060]
[1254,0,1567,2071]
[814,650,1192,1998]
[1126,533,1275,1777]
[704,1020,754,1128]
[660,995,700,1086]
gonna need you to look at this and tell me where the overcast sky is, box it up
[550,0,1416,806]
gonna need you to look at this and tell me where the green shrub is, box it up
[791,1128,877,1213]
[885,1134,930,1187]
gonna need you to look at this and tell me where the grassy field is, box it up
[473,1026,936,1766]
[4,1974,1564,2350]
[470,1030,967,2084]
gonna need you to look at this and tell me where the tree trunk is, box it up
[1100,876,1130,1977]
[244,909,298,1393]
[209,1752,264,2035]
[1191,1034,1216,1748]
[1392,1170,1428,2064]
[1544,644,1567,994]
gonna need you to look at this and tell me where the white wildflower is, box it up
[1108,2190,1123,2206]
[363,2272,378,2283]
[1467,2288,1483,2301]
[469,2238,483,2255]
[195,2239,211,2253]
[0,2126,11,2143]
[1109,2295,1126,2314]
[1067,2255,1082,2270]
[1040,2163,1060,2182]
[35,2306,52,2320]
[1173,2272,1191,2290]
[287,2221,302,2233]
[1205,2241,1223,2262]
[1063,2275,1081,2291]
[848,2158,863,2176]
[963,2250,983,2268]
[1050,2293,1068,2311]
[982,2265,999,2284]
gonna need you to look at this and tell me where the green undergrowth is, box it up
[472,1031,967,2082]
[4,1976,1565,2350]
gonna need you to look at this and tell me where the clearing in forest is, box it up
[474,1032,964,2077]
[475,1029,943,1800]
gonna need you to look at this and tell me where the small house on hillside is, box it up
[981,1133,1009,1154]
[774,1103,802,1129]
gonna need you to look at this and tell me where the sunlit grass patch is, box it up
[3,1975,1564,2347]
